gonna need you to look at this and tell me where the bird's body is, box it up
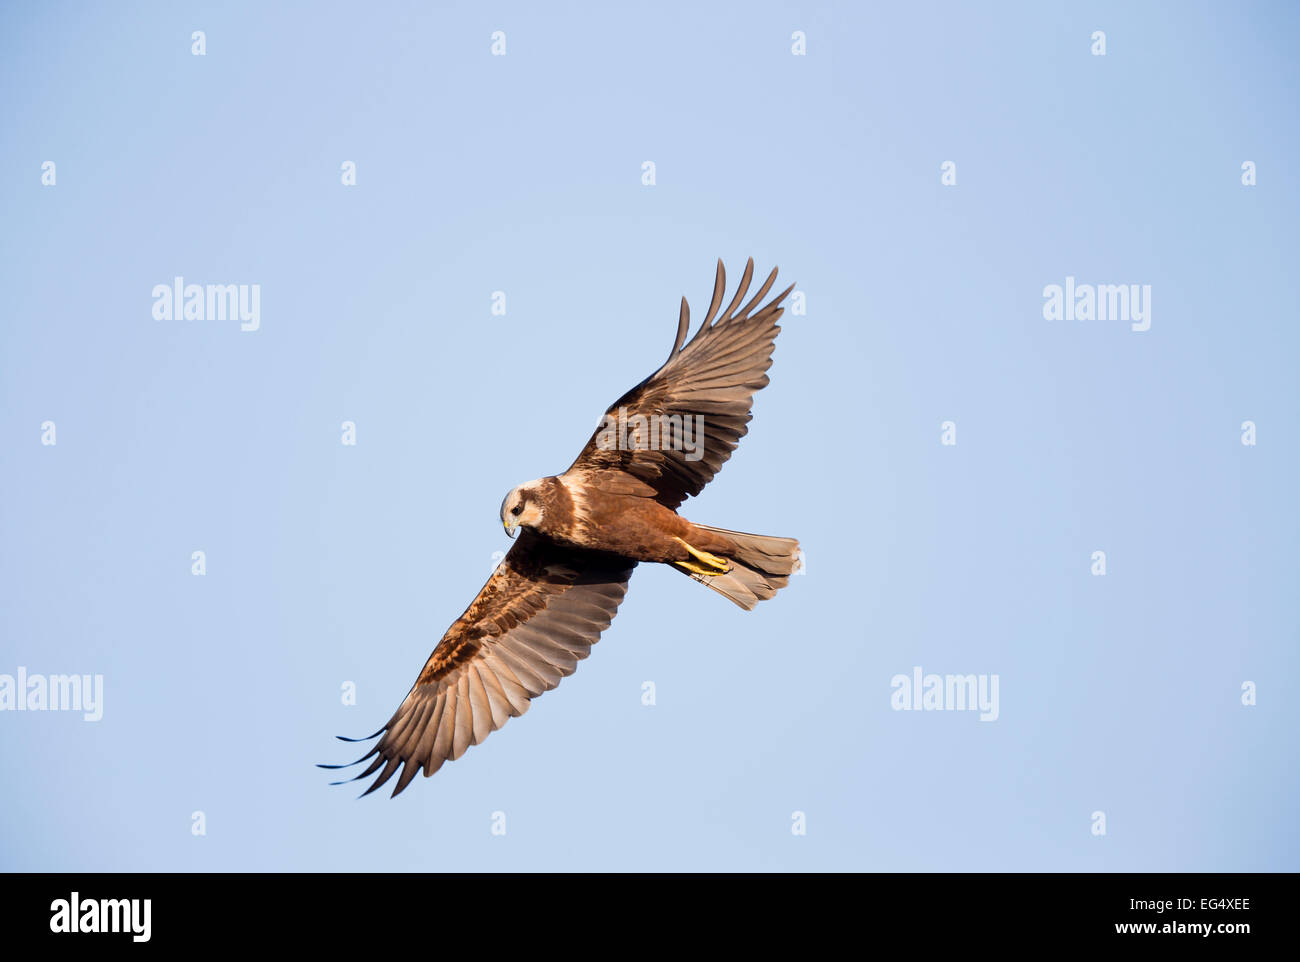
[325,258,801,796]
[511,474,724,564]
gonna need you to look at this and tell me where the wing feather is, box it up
[326,529,635,796]
[475,664,514,729]
[565,258,794,508]
[467,668,493,745]
[451,674,474,760]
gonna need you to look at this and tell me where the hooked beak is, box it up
[503,517,518,539]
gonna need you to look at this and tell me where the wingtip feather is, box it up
[336,726,384,743]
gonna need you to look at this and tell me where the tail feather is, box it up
[673,524,801,610]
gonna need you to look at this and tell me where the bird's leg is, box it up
[673,537,731,576]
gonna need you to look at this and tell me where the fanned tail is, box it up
[672,525,800,611]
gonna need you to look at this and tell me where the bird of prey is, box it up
[324,258,801,796]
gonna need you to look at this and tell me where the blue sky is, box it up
[1,0,1297,870]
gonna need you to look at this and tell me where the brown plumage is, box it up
[324,258,801,796]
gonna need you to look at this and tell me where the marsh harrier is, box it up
[324,259,801,796]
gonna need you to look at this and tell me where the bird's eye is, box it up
[511,503,524,516]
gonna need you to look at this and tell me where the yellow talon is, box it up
[677,559,725,576]
[674,538,731,575]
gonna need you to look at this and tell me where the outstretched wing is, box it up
[326,530,635,797]
[565,258,794,510]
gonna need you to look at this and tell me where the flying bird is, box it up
[324,258,801,796]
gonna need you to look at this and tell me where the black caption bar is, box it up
[0,872,1277,947]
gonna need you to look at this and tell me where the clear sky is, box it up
[1,0,1297,871]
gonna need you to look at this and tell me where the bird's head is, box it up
[500,482,545,539]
